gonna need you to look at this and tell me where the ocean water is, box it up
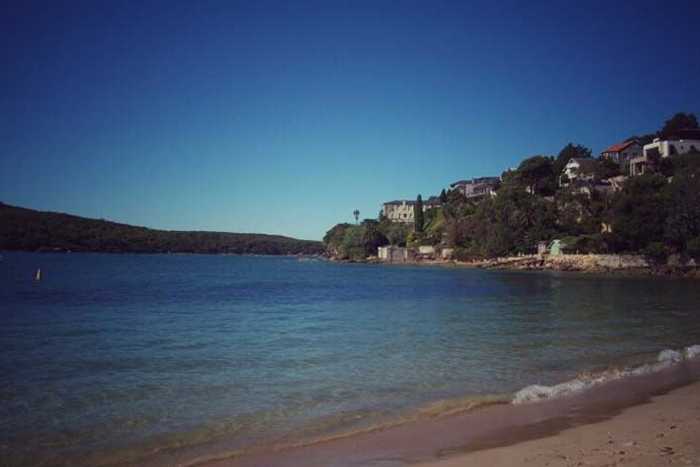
[1,252,700,466]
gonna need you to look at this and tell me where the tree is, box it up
[660,112,698,136]
[439,189,448,203]
[554,143,592,176]
[670,151,700,177]
[323,222,388,260]
[609,174,669,252]
[353,209,360,224]
[516,155,556,195]
[624,134,655,146]
[470,184,557,257]
[555,189,608,237]
[596,157,622,180]
[414,195,424,233]
[664,170,700,254]
[378,220,409,246]
[360,220,388,256]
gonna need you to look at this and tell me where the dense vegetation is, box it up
[324,112,700,264]
[0,203,324,255]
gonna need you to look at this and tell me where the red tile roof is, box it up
[602,140,638,153]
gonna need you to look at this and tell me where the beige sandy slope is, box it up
[418,381,700,467]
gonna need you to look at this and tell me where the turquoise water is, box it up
[1,252,699,466]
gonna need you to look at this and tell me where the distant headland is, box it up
[0,202,324,256]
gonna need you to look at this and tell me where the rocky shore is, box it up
[465,254,649,273]
[460,253,700,277]
[331,253,700,277]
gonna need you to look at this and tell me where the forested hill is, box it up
[0,203,324,255]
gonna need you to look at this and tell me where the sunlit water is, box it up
[1,252,699,466]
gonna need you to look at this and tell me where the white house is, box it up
[630,130,700,176]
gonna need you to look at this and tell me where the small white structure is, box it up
[418,245,435,256]
[560,158,598,186]
[606,175,628,192]
[377,245,410,263]
[549,239,564,256]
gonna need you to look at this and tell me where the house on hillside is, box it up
[630,129,700,176]
[382,197,441,223]
[449,177,500,199]
[600,140,642,163]
[559,158,599,186]
[568,178,614,197]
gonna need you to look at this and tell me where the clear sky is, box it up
[2,0,699,240]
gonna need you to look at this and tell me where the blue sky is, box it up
[2,0,699,240]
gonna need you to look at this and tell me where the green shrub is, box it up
[686,237,700,261]
[642,242,670,266]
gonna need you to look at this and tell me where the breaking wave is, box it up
[513,344,700,404]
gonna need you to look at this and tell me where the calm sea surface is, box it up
[1,252,699,466]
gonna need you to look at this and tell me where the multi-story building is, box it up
[449,177,500,199]
[600,140,642,163]
[382,197,441,223]
[630,130,700,176]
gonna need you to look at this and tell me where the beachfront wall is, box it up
[377,245,410,263]
[546,254,649,271]
[418,245,435,255]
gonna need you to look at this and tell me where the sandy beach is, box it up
[420,380,700,467]
[193,358,700,467]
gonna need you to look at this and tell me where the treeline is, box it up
[0,203,324,255]
[442,152,700,263]
[324,112,700,264]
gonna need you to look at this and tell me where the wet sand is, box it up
[420,379,700,467]
[193,358,700,467]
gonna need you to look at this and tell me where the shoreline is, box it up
[179,350,700,467]
[418,378,700,467]
[339,253,700,278]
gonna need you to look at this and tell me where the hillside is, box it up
[0,203,324,255]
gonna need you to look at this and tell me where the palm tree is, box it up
[353,209,360,224]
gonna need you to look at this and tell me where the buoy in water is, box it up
[35,268,42,281]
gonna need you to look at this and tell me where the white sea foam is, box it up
[658,349,682,362]
[685,345,700,359]
[512,344,700,405]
